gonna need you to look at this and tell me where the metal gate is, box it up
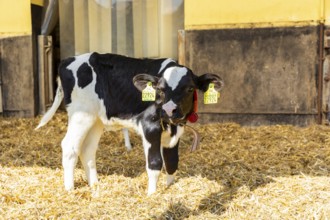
[38,35,54,114]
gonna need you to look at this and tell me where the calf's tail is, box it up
[35,78,64,130]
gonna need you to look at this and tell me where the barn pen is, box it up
[1,0,330,219]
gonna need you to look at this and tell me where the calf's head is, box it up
[133,66,224,124]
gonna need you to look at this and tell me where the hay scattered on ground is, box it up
[1,112,330,219]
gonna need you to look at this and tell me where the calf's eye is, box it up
[187,87,194,93]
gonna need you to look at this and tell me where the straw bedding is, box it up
[1,112,330,219]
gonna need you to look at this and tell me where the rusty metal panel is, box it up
[183,26,320,124]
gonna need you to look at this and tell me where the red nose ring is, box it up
[187,90,198,123]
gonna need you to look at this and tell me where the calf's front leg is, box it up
[162,142,179,186]
[141,128,162,195]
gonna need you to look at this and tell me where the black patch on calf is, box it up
[170,125,178,137]
[148,150,163,170]
[89,52,168,119]
[163,143,179,174]
[137,105,164,171]
[77,62,93,88]
[157,61,177,75]
[58,57,76,105]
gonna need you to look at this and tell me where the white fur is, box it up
[163,67,187,90]
[162,100,177,117]
[80,118,104,187]
[161,125,184,148]
[67,55,100,115]
[123,128,132,151]
[146,169,160,195]
[166,174,175,186]
[104,117,139,132]
[158,58,175,74]
[61,111,98,190]
[35,79,63,130]
[67,53,92,73]
[139,123,160,195]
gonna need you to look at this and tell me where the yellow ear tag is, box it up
[204,83,220,104]
[142,82,156,101]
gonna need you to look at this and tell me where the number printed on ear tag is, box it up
[204,83,220,104]
[142,82,156,101]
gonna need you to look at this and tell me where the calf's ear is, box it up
[133,74,160,92]
[196,73,224,92]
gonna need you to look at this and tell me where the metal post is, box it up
[38,35,53,114]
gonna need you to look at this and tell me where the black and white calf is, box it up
[36,52,223,195]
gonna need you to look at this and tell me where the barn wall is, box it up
[0,35,37,117]
[184,0,325,30]
[181,26,320,125]
[0,1,42,117]
[181,0,328,125]
[0,1,32,36]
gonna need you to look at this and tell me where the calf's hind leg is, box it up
[61,112,97,190]
[79,118,104,187]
